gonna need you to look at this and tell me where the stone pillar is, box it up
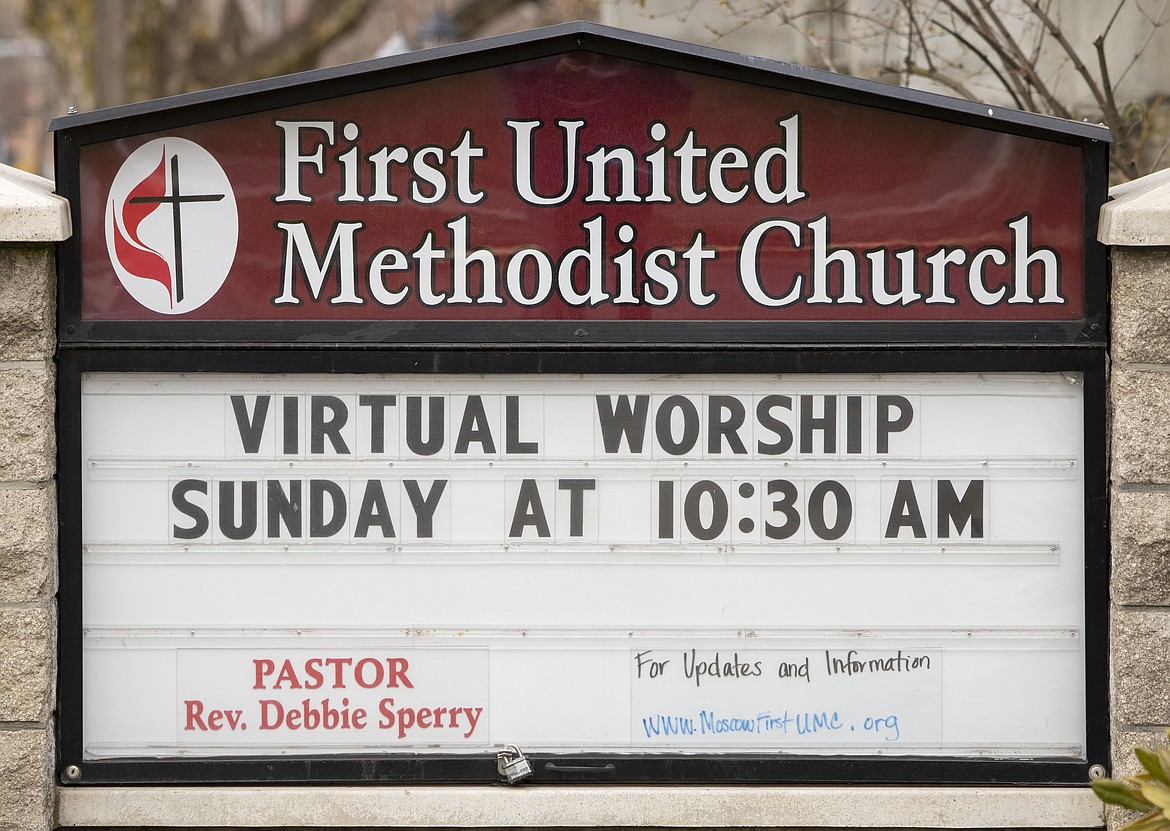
[0,164,69,831]
[1099,170,1170,826]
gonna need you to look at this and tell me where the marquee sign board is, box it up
[53,23,1109,786]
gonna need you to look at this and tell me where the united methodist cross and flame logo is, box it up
[105,137,238,314]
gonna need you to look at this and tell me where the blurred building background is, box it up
[0,0,601,176]
[1,0,1167,182]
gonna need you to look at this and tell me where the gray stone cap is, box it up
[1099,166,1170,245]
[0,164,71,242]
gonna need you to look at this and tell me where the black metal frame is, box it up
[56,346,1109,786]
[52,21,1111,787]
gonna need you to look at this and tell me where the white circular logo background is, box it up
[105,137,238,315]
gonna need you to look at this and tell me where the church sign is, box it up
[52,23,1109,785]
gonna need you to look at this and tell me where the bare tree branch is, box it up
[1016,0,1110,114]
[218,0,378,86]
[454,0,538,38]
[26,0,379,108]
[1113,0,1168,87]
[893,61,980,99]
[966,0,1051,113]
[926,12,1029,109]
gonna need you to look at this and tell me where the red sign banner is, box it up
[79,52,1086,323]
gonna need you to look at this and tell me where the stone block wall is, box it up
[0,168,68,831]
[1100,178,1170,830]
[1110,247,1170,778]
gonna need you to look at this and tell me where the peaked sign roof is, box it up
[52,22,1111,347]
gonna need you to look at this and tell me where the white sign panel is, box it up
[80,372,1085,758]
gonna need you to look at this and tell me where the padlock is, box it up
[496,744,532,783]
